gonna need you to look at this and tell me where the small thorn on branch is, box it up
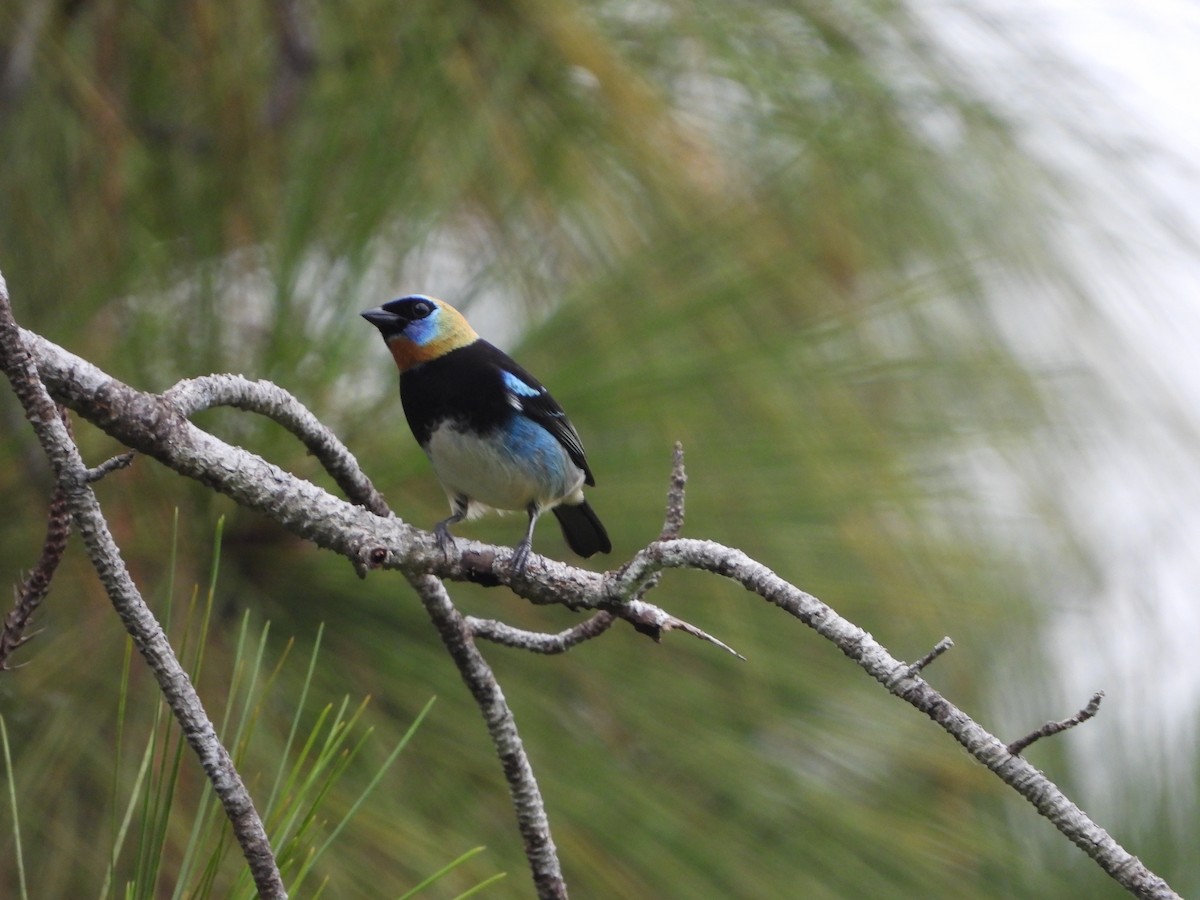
[620,599,746,660]
[1007,691,1106,756]
[625,442,688,607]
[907,636,954,677]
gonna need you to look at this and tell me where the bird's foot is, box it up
[510,538,532,574]
[434,519,457,562]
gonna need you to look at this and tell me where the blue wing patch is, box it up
[502,369,543,398]
[495,359,592,485]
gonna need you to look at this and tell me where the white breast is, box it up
[426,422,586,516]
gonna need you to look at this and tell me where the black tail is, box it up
[553,501,612,558]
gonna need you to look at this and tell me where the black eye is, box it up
[411,301,433,319]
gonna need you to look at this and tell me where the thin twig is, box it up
[659,441,687,540]
[467,612,616,653]
[84,450,135,482]
[907,636,954,677]
[627,441,692,617]
[1007,692,1106,756]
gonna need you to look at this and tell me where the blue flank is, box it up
[499,416,575,498]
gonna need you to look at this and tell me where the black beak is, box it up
[361,307,396,330]
[362,307,408,340]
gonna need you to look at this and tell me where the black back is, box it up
[400,340,595,485]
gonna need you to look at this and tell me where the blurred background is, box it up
[2,0,1199,896]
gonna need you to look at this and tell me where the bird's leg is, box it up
[511,503,540,573]
[434,496,468,560]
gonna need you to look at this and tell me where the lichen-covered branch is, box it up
[411,574,565,899]
[467,612,616,653]
[0,278,286,899]
[13,314,574,895]
[605,540,1176,900]
[12,316,1182,900]
[163,373,389,516]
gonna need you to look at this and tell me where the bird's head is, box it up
[361,295,479,372]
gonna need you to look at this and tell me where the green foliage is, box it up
[0,716,28,900]
[0,518,459,897]
[0,0,1178,896]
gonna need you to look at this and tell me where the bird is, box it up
[361,294,611,572]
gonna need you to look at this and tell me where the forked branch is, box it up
[3,284,1181,900]
[0,278,286,898]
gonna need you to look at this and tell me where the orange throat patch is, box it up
[386,332,472,372]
